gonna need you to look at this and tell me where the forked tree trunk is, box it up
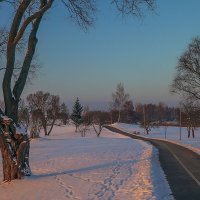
[0,117,31,182]
[93,123,103,137]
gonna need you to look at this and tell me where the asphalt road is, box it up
[105,125,200,200]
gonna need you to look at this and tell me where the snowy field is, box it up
[0,125,173,200]
[113,123,200,155]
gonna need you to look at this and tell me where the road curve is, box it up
[105,125,200,200]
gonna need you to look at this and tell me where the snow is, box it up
[0,115,12,122]
[112,123,200,156]
[15,124,28,136]
[0,125,173,200]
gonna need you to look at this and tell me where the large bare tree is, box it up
[2,0,54,123]
[1,0,155,123]
[0,0,155,182]
[171,36,200,102]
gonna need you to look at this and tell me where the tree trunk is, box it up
[47,119,56,136]
[118,110,121,122]
[3,1,50,123]
[41,115,48,136]
[192,127,195,138]
[3,42,19,123]
[187,125,191,138]
[0,118,31,182]
[93,124,102,137]
[4,99,19,123]
[145,126,150,135]
[42,123,48,136]
[110,112,113,124]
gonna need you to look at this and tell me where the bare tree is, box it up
[171,37,200,102]
[91,111,109,137]
[171,36,200,137]
[180,100,200,138]
[0,0,155,182]
[122,100,135,123]
[18,99,30,130]
[1,0,155,123]
[58,102,69,125]
[112,83,130,122]
[112,0,155,17]
[29,109,42,138]
[78,122,90,137]
[141,104,159,134]
[2,1,54,123]
[27,91,60,136]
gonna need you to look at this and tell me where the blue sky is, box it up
[1,0,200,109]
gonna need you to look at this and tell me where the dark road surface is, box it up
[105,126,200,200]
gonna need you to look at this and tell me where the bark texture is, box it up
[0,116,31,182]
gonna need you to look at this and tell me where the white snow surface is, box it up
[15,124,28,136]
[113,123,200,156]
[0,125,173,200]
[1,115,12,122]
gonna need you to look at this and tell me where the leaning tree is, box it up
[0,0,155,182]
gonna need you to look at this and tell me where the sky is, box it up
[1,0,200,110]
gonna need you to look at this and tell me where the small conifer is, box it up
[71,98,83,132]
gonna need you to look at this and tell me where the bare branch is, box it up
[11,53,41,84]
[13,1,51,100]
[61,0,96,29]
[8,0,32,43]
[171,36,200,102]
[111,0,155,17]
[0,27,8,56]
[13,0,54,44]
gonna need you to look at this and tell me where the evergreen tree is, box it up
[71,98,83,132]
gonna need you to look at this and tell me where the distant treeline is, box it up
[85,102,178,125]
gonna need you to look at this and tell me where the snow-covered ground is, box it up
[0,125,173,200]
[113,123,200,156]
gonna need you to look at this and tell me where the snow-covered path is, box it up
[0,126,172,200]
